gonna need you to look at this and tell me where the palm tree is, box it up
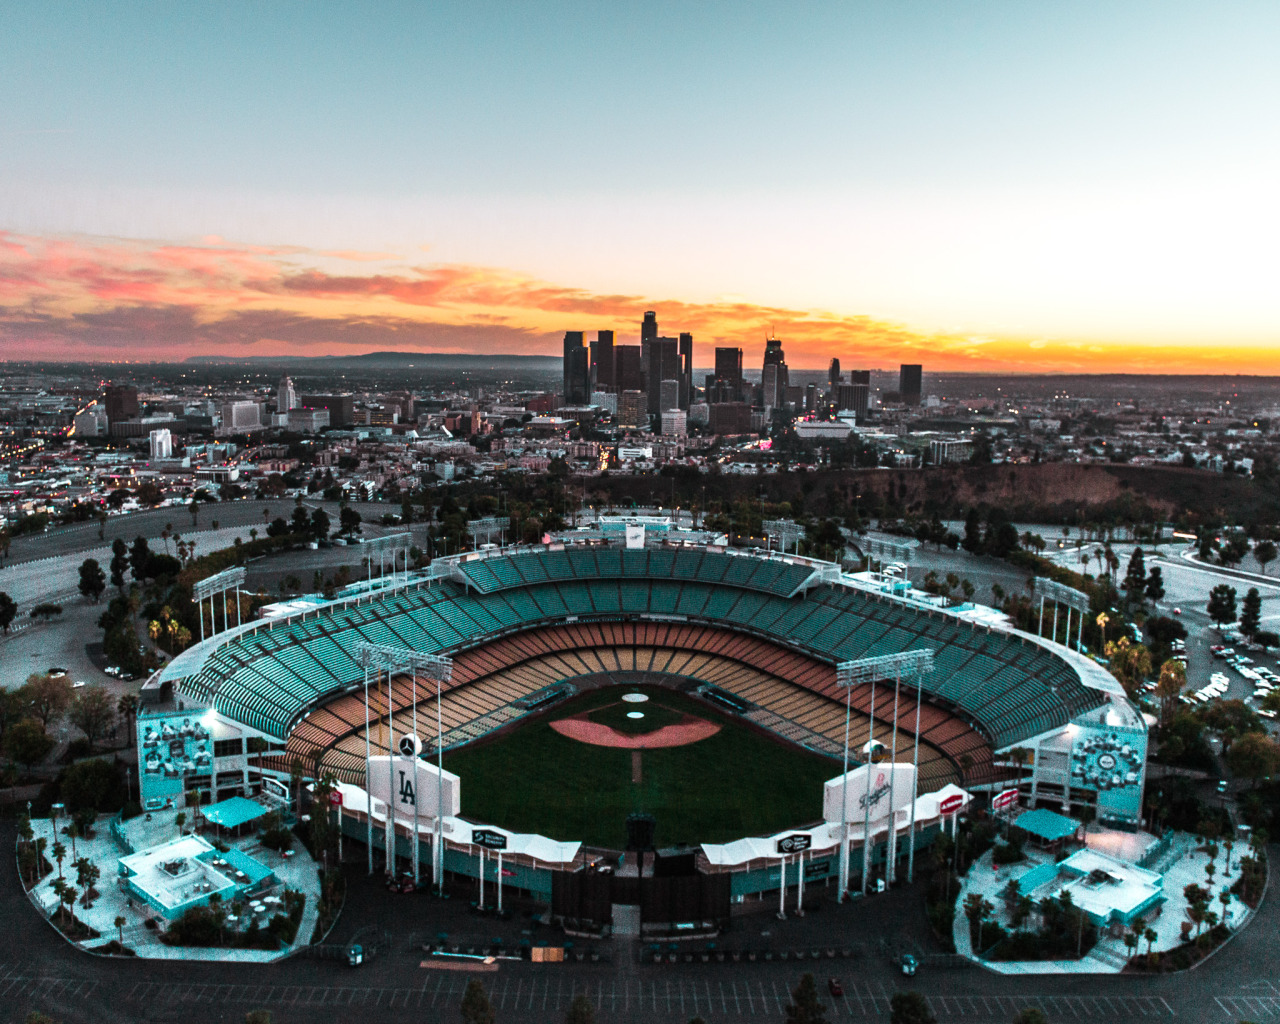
[114,915,126,945]
[1219,887,1231,926]
[67,821,78,860]
[1143,926,1157,957]
[118,693,139,745]
[52,840,66,881]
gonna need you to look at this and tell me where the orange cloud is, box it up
[0,229,1274,372]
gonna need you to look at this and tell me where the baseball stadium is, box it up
[142,527,1148,934]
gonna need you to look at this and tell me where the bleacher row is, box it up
[285,622,982,791]
[455,547,816,598]
[182,549,1103,753]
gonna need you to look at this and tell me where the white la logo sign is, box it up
[398,769,416,807]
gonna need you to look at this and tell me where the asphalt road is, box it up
[3,499,400,568]
[4,822,1279,1024]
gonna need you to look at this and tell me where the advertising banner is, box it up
[823,763,917,824]
[367,755,461,821]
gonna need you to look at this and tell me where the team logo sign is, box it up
[858,770,891,813]
[397,769,416,807]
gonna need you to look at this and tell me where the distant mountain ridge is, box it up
[183,351,560,368]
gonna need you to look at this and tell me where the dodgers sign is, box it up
[823,763,917,824]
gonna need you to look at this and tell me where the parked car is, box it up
[900,954,919,977]
[828,978,844,997]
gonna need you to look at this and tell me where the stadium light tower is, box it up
[762,518,803,555]
[356,643,453,891]
[363,532,412,588]
[192,566,246,642]
[835,648,935,898]
[1032,577,1089,651]
[467,517,510,549]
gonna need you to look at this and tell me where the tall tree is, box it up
[0,592,16,633]
[69,687,115,751]
[1123,547,1146,604]
[961,508,983,554]
[1155,659,1187,725]
[109,538,129,591]
[128,536,151,583]
[1255,539,1277,577]
[77,558,106,603]
[21,674,72,728]
[564,994,595,1024]
[888,991,937,1024]
[784,973,828,1024]
[460,979,495,1024]
[1144,566,1165,604]
[1241,588,1262,638]
[1207,584,1238,628]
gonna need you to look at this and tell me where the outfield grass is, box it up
[443,686,839,849]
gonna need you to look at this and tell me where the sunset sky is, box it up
[2,2,1278,371]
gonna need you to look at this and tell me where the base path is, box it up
[550,715,720,749]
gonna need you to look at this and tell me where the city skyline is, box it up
[2,2,1278,371]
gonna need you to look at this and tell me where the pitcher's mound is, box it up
[550,714,720,749]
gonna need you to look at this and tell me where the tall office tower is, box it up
[640,311,658,391]
[837,383,870,422]
[828,358,841,389]
[104,384,139,424]
[563,331,591,404]
[713,346,744,402]
[277,376,298,411]
[678,333,693,409]
[658,379,680,411]
[617,390,647,428]
[805,383,817,412]
[761,337,788,408]
[614,345,644,392]
[647,337,680,414]
[899,364,923,406]
[588,339,597,390]
[301,394,354,426]
[850,369,870,386]
[595,330,615,391]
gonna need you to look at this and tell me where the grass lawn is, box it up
[443,686,838,848]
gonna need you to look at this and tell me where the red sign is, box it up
[992,788,1019,810]
[938,794,964,816]
[329,791,343,807]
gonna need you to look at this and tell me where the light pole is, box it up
[356,643,452,895]
[834,650,935,896]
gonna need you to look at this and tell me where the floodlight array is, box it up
[1033,577,1090,613]
[835,649,935,688]
[192,566,246,602]
[355,642,453,682]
